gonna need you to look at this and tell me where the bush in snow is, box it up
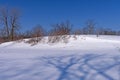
[48,21,72,43]
[26,25,45,45]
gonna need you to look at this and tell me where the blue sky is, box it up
[0,0,120,31]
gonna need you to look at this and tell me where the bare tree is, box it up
[103,28,117,35]
[0,7,20,41]
[117,31,120,36]
[95,27,105,37]
[85,20,96,34]
[0,7,10,40]
[82,27,88,34]
[10,9,20,41]
[0,28,6,43]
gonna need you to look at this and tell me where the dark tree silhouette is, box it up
[0,7,20,41]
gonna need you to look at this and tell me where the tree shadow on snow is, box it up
[0,54,120,80]
[38,54,120,80]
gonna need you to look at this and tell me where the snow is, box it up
[0,35,120,80]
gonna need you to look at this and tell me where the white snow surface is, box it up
[0,35,120,80]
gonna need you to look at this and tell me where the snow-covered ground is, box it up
[0,35,120,80]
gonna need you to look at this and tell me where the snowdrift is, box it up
[0,35,120,80]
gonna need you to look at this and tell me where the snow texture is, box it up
[0,35,120,80]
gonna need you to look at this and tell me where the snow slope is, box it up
[0,35,120,80]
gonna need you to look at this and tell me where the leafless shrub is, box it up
[26,38,38,46]
[14,32,26,43]
[73,29,81,40]
[26,25,45,45]
[48,21,72,43]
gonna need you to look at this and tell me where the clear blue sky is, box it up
[0,0,120,31]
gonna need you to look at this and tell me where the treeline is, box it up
[0,7,120,44]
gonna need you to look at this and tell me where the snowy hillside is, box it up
[0,35,120,80]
